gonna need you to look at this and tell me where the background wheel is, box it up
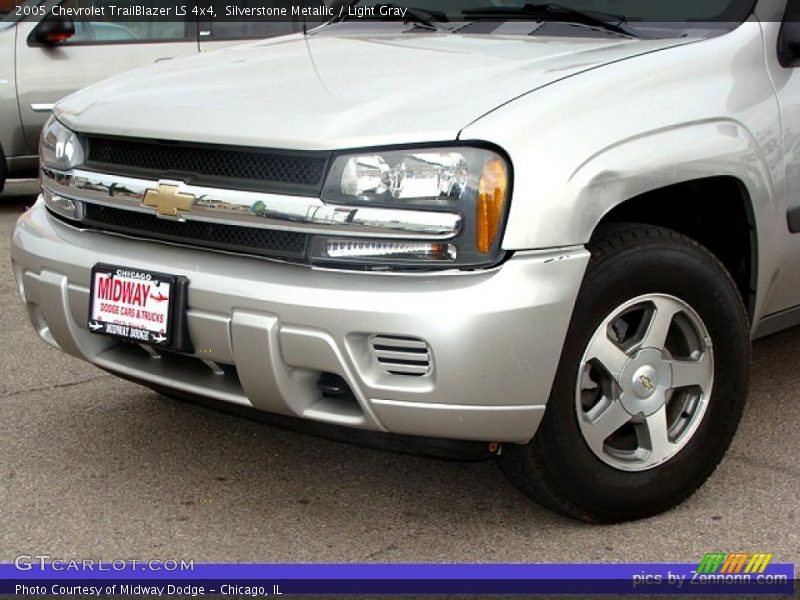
[0,143,7,194]
[498,223,750,522]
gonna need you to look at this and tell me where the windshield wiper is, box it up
[332,2,448,31]
[461,3,638,38]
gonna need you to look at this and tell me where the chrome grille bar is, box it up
[41,167,462,240]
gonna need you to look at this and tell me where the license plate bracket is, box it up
[88,263,193,353]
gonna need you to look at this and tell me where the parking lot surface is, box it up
[1,181,798,566]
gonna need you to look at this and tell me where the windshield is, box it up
[345,0,757,24]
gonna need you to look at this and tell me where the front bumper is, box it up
[11,198,589,443]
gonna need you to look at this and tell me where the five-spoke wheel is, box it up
[577,294,714,471]
[498,224,749,522]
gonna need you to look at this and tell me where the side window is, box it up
[2,0,39,22]
[202,0,297,40]
[203,20,296,40]
[55,0,190,43]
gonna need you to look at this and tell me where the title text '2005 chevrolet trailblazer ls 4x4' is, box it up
[11,0,800,522]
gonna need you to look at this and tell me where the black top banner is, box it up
[1,0,766,24]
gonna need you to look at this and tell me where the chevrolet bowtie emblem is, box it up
[142,184,195,218]
[639,375,655,392]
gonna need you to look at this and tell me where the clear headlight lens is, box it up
[339,152,469,202]
[318,147,510,269]
[39,116,84,170]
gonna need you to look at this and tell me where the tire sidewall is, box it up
[534,234,750,520]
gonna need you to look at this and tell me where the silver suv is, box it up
[11,0,794,522]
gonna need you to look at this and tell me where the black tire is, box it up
[0,143,6,194]
[498,223,750,522]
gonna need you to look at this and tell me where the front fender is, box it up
[566,120,776,249]
[562,121,781,328]
[460,19,783,326]
[475,118,781,331]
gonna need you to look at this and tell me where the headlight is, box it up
[336,152,469,203]
[316,146,510,269]
[39,116,84,170]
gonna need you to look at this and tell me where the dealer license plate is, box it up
[88,264,177,346]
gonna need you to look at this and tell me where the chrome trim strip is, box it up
[41,167,461,240]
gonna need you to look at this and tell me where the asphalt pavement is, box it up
[1,180,798,566]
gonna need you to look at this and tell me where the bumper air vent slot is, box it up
[369,335,432,377]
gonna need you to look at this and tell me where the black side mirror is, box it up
[34,15,75,45]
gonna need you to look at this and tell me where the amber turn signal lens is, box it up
[476,159,508,254]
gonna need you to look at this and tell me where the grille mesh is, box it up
[81,204,308,260]
[86,137,329,193]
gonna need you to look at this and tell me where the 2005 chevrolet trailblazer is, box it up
[12,0,800,522]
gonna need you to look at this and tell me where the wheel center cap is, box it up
[632,366,658,399]
[620,348,673,417]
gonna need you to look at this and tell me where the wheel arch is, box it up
[564,121,773,326]
[595,176,758,323]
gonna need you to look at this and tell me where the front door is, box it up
[15,0,199,153]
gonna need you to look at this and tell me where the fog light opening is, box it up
[317,373,351,398]
[316,373,363,418]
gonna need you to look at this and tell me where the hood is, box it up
[57,28,691,150]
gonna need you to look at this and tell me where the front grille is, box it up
[79,204,309,260]
[85,137,330,195]
[370,335,432,377]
